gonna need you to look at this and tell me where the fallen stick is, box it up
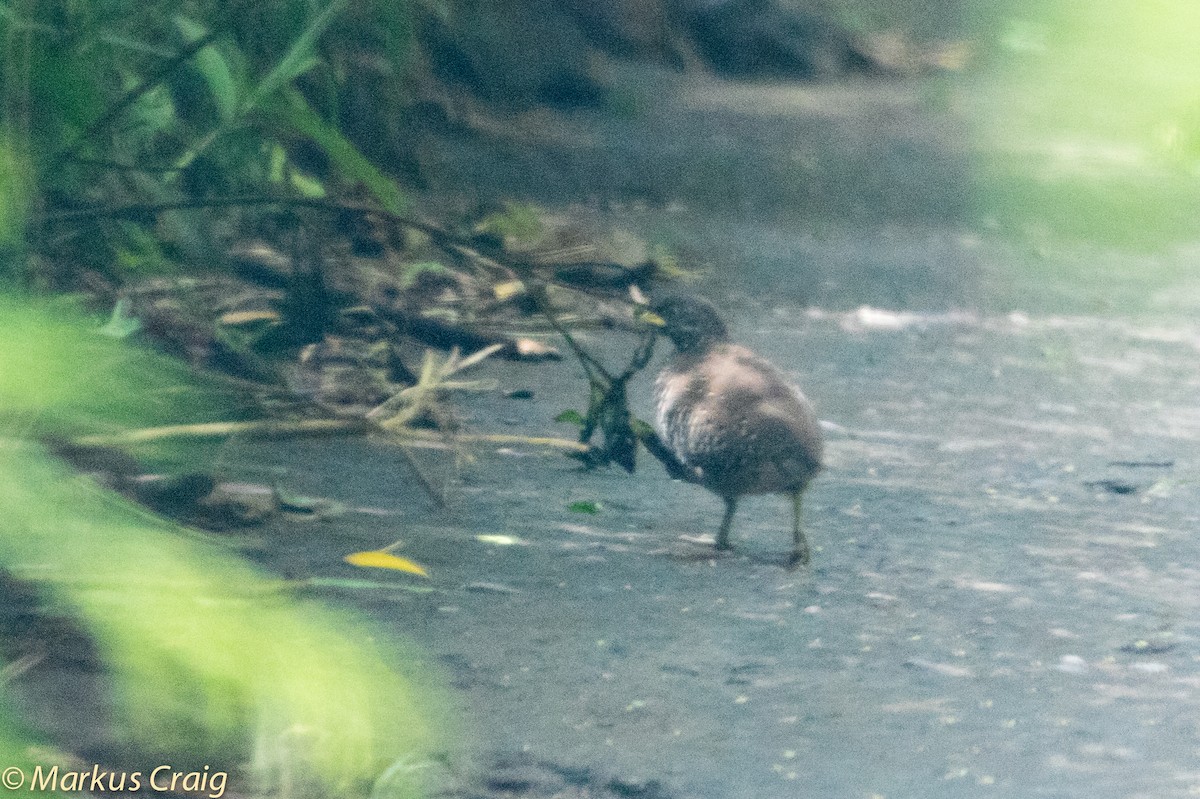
[73,419,590,453]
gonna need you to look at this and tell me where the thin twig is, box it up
[73,420,590,453]
[523,283,609,384]
[391,443,447,509]
[73,418,371,446]
[1,652,46,683]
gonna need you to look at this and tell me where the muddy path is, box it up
[214,66,1200,798]
[222,298,1200,799]
[14,64,1197,798]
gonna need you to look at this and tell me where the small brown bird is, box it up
[650,296,823,565]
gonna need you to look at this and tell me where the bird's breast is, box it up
[653,345,822,498]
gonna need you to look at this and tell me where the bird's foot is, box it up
[785,548,810,569]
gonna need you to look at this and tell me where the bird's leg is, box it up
[788,491,810,568]
[715,497,737,550]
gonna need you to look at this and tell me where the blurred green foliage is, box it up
[817,0,1200,251]
[0,0,415,283]
[0,698,66,798]
[0,1,452,786]
[967,0,1200,247]
[0,296,223,435]
[0,299,446,797]
[0,136,31,255]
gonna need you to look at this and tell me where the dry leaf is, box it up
[219,310,281,326]
[512,338,561,360]
[493,279,526,301]
[344,550,429,577]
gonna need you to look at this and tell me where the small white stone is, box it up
[1056,655,1089,674]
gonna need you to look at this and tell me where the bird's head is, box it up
[643,296,730,354]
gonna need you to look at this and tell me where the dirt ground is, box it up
[19,66,1200,798]
[230,67,1200,799]
[220,293,1200,798]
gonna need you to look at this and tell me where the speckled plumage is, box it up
[652,297,823,564]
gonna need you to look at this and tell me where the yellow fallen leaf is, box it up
[639,309,666,327]
[343,550,429,577]
[493,279,526,301]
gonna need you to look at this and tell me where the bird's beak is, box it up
[638,308,666,327]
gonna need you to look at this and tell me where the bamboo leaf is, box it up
[241,0,348,112]
[267,88,409,213]
[174,1,346,175]
[175,15,239,122]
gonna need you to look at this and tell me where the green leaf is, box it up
[267,88,408,213]
[98,298,142,339]
[630,416,655,437]
[241,0,348,114]
[568,501,601,514]
[0,441,439,793]
[126,81,177,141]
[477,201,544,243]
[555,409,585,426]
[0,300,445,795]
[175,15,240,122]
[113,222,172,276]
[400,261,451,289]
[268,142,288,183]
[290,169,327,198]
[174,0,347,175]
